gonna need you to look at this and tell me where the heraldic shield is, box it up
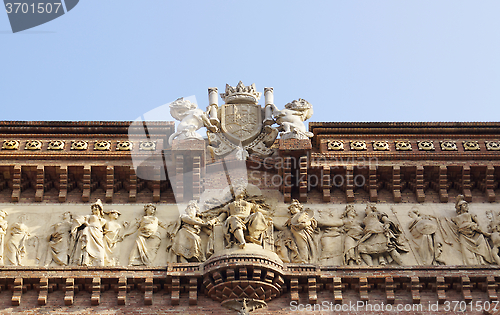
[220,103,262,146]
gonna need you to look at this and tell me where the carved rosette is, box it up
[202,253,284,313]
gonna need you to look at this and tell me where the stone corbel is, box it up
[91,277,101,305]
[11,278,22,306]
[64,278,75,306]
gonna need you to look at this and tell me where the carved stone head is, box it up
[186,201,199,217]
[408,208,420,219]
[91,199,104,217]
[341,205,356,219]
[144,204,156,216]
[288,199,303,215]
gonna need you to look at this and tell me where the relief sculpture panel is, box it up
[0,190,500,267]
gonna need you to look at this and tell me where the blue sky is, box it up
[1,1,500,123]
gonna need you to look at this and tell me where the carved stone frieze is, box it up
[0,195,499,269]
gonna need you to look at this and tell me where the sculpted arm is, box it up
[121,219,140,238]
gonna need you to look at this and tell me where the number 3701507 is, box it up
[443,301,499,312]
[5,3,62,14]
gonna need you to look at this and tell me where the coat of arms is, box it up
[206,82,278,159]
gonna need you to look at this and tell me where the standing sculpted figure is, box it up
[168,97,217,145]
[448,195,500,265]
[407,208,444,265]
[45,212,72,266]
[123,204,166,266]
[0,210,8,265]
[486,209,500,258]
[269,99,313,139]
[341,205,364,266]
[70,199,107,266]
[167,201,208,262]
[357,204,408,266]
[103,209,123,266]
[6,215,29,266]
[276,199,318,263]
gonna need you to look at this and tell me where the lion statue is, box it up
[168,98,217,145]
[268,98,313,139]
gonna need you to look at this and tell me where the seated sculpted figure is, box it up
[122,204,166,266]
[357,204,408,266]
[222,191,270,249]
[168,201,208,262]
[449,195,500,265]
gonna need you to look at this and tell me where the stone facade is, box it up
[0,84,500,314]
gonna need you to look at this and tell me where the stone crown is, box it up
[220,81,262,104]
